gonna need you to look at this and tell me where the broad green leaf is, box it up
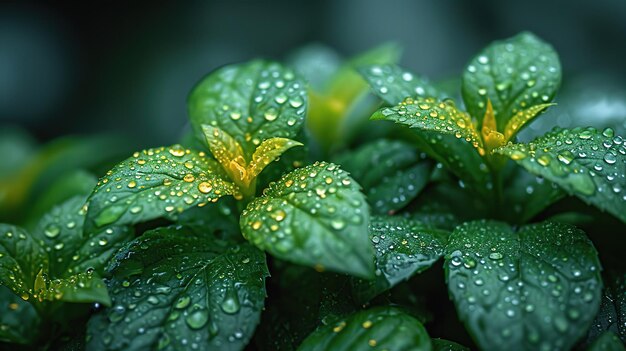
[0,285,41,344]
[445,220,602,351]
[587,272,626,344]
[33,196,133,277]
[248,137,303,180]
[297,306,431,351]
[587,332,625,351]
[86,225,269,351]
[2,195,130,307]
[372,97,484,155]
[503,165,565,224]
[86,145,234,230]
[495,127,626,223]
[358,64,440,104]
[0,224,47,299]
[188,60,307,158]
[462,32,561,130]
[352,216,448,302]
[371,96,493,195]
[431,338,470,351]
[241,162,373,278]
[335,140,432,214]
[39,272,110,305]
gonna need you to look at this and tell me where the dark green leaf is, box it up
[587,272,626,344]
[587,332,625,351]
[34,196,133,278]
[0,285,41,344]
[445,220,602,351]
[297,306,431,351]
[188,60,307,158]
[371,97,492,194]
[335,140,432,214]
[495,127,626,223]
[86,145,234,230]
[503,165,565,223]
[431,338,470,351]
[359,64,440,104]
[462,32,561,130]
[241,162,373,278]
[352,216,448,302]
[0,224,47,299]
[87,225,269,351]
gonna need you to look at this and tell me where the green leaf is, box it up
[297,306,432,351]
[587,332,625,351]
[0,224,47,300]
[241,162,373,278]
[335,140,432,214]
[86,225,269,351]
[352,216,448,302]
[307,43,401,151]
[288,44,342,91]
[587,272,626,344]
[503,165,565,223]
[0,285,41,344]
[371,97,492,195]
[495,127,626,223]
[2,195,130,307]
[358,64,440,104]
[188,60,307,158]
[86,145,234,229]
[431,338,470,351]
[462,32,561,130]
[25,169,97,226]
[445,220,602,351]
[372,97,484,155]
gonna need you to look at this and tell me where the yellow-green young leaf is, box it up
[86,145,235,230]
[240,162,373,279]
[462,32,561,130]
[495,127,626,223]
[201,124,245,175]
[372,97,484,155]
[445,220,602,351]
[358,64,440,105]
[297,306,432,351]
[86,225,269,351]
[188,60,307,158]
[504,103,554,141]
[307,43,401,150]
[0,285,41,345]
[248,137,303,179]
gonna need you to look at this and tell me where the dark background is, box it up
[1,0,626,146]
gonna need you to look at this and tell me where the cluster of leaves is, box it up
[1,32,625,351]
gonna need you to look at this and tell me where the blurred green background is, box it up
[2,0,625,145]
[1,0,625,222]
